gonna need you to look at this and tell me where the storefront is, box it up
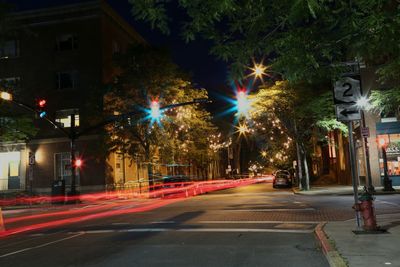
[0,151,23,190]
[376,121,400,186]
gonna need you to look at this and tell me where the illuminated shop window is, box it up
[378,133,400,176]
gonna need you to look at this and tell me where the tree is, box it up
[130,0,400,84]
[249,80,347,189]
[370,87,400,116]
[104,45,217,183]
[0,3,38,142]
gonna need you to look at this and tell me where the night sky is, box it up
[6,0,228,90]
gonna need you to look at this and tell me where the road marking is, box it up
[198,220,321,224]
[151,221,176,224]
[68,228,314,234]
[0,233,84,258]
[221,208,315,212]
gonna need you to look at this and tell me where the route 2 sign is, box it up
[333,77,361,105]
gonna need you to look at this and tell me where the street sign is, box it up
[361,127,370,138]
[333,77,361,105]
[336,104,361,121]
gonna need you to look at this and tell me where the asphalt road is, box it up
[1,182,399,267]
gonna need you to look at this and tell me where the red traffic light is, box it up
[38,99,46,108]
[74,158,83,168]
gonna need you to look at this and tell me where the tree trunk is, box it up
[294,120,303,189]
[301,145,310,190]
[145,145,153,189]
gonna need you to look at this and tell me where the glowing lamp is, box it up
[253,64,266,78]
[150,100,161,120]
[236,90,250,116]
[0,91,13,101]
[75,158,83,168]
[378,138,387,148]
[356,96,370,110]
[38,99,46,108]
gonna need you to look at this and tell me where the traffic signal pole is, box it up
[69,113,77,196]
[2,95,210,199]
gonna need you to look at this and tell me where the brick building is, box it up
[0,0,146,193]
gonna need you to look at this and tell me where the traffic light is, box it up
[36,98,47,118]
[236,89,250,116]
[150,100,161,120]
[74,158,83,168]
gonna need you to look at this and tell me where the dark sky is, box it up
[6,0,228,90]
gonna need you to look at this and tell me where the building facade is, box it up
[0,0,146,193]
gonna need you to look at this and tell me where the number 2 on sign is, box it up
[342,83,353,97]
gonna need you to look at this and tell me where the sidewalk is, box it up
[293,185,400,196]
[295,185,400,267]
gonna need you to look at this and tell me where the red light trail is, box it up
[0,178,264,238]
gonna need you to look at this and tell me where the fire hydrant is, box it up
[354,190,378,231]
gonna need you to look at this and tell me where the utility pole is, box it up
[69,113,77,196]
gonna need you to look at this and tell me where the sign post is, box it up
[333,67,363,229]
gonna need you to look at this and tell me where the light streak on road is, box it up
[0,178,263,238]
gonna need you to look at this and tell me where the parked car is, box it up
[272,170,292,188]
[162,175,190,188]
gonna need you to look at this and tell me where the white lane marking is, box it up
[69,228,313,234]
[111,222,130,225]
[151,221,176,224]
[0,233,84,258]
[221,208,315,212]
[198,220,320,224]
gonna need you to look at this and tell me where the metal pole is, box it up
[70,114,77,196]
[348,121,362,228]
[381,143,395,191]
[361,111,374,192]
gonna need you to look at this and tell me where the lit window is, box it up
[55,109,79,128]
[56,71,78,89]
[0,40,19,58]
[56,34,78,51]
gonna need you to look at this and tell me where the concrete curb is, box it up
[315,222,347,267]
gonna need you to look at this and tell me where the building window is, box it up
[56,71,78,89]
[54,152,80,184]
[378,133,400,177]
[0,77,20,90]
[55,109,79,128]
[0,40,19,58]
[56,34,78,51]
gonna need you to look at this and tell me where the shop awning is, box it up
[376,121,400,135]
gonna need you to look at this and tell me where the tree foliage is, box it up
[0,4,38,142]
[130,0,400,83]
[370,87,400,116]
[104,45,217,174]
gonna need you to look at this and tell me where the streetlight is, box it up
[252,63,266,79]
[378,137,395,191]
[0,91,13,101]
[236,89,251,117]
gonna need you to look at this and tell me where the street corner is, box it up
[314,222,348,267]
